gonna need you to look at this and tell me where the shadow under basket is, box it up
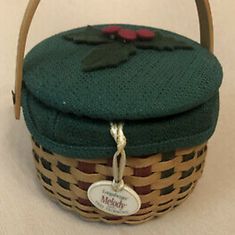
[32,139,207,224]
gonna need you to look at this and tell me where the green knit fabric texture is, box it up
[22,87,219,158]
[21,24,223,159]
[23,24,223,121]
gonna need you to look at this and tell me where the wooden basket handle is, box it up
[14,0,214,120]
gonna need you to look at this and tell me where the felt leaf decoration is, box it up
[135,32,193,51]
[64,26,194,72]
[81,43,137,71]
[64,25,112,45]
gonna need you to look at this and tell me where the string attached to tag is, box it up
[110,123,127,191]
[87,122,141,216]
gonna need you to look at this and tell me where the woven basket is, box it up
[32,138,207,224]
[14,0,215,224]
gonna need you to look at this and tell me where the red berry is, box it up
[136,29,155,40]
[102,25,122,35]
[118,29,137,42]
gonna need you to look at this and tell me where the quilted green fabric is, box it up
[21,24,223,159]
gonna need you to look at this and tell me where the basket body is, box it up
[13,0,222,226]
[32,139,207,224]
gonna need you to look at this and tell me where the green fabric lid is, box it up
[22,88,219,158]
[23,24,223,121]
[21,24,223,159]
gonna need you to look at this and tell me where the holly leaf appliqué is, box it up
[64,25,112,45]
[81,43,137,71]
[64,26,194,72]
[135,33,193,51]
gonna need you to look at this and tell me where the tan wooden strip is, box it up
[150,172,181,190]
[70,184,88,199]
[70,168,106,182]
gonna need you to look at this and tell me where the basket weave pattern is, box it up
[32,139,207,224]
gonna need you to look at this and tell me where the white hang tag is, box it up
[88,180,141,216]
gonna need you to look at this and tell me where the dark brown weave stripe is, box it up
[77,161,96,173]
[77,197,93,207]
[134,166,152,177]
[77,181,92,191]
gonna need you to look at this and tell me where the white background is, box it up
[0,0,235,234]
